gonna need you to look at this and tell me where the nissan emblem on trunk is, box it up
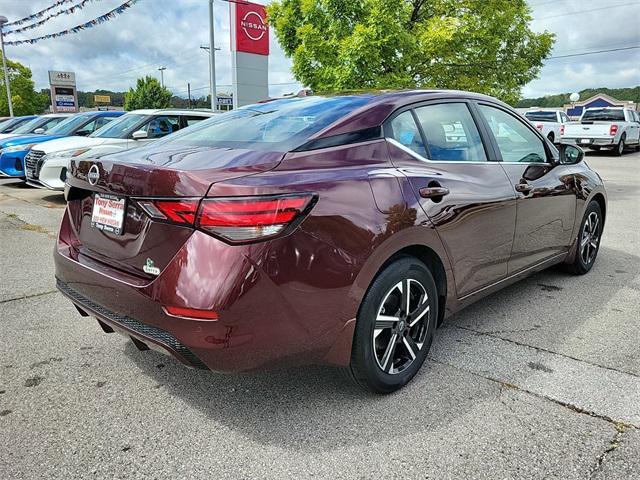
[88,165,100,185]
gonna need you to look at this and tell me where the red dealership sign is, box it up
[234,1,269,56]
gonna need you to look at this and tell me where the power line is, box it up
[547,45,640,60]
[535,1,638,20]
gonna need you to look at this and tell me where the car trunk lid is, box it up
[64,145,283,277]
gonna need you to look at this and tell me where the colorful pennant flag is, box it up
[5,1,103,35]
[4,0,79,27]
[5,0,142,46]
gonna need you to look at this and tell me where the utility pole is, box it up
[208,0,217,111]
[158,66,166,88]
[187,83,192,109]
[0,16,14,117]
[200,44,221,111]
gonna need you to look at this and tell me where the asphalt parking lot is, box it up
[0,150,638,479]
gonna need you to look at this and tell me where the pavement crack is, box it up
[428,357,639,429]
[588,424,628,479]
[448,324,640,379]
[0,290,58,304]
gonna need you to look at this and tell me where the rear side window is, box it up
[478,105,547,163]
[387,111,427,157]
[415,103,487,162]
[184,116,209,126]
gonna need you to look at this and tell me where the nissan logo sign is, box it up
[241,11,267,41]
[87,165,100,186]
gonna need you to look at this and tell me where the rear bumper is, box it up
[561,137,616,147]
[54,209,358,372]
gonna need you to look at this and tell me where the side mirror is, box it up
[131,130,148,140]
[33,128,45,134]
[558,144,584,165]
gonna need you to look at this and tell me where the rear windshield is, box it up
[525,111,557,122]
[582,109,625,122]
[157,96,373,152]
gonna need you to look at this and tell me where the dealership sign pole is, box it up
[230,1,269,108]
[48,70,78,113]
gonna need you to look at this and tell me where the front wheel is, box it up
[345,257,438,393]
[565,201,603,275]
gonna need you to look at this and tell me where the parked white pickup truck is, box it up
[562,107,640,156]
[524,110,569,144]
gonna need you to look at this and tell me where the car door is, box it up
[474,103,577,274]
[627,110,640,143]
[385,101,517,298]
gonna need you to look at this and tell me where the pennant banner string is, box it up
[5,0,104,35]
[5,0,142,47]
[4,0,79,27]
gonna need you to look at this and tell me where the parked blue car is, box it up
[0,111,123,178]
[0,115,38,134]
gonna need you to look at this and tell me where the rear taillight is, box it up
[137,199,200,226]
[137,194,316,243]
[560,125,565,136]
[609,124,618,136]
[535,124,543,131]
[196,194,316,243]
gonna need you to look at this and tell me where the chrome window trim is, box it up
[386,138,551,166]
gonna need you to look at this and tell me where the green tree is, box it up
[124,76,172,110]
[268,0,554,104]
[0,53,47,115]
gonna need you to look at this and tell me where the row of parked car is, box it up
[0,109,216,190]
[524,106,640,156]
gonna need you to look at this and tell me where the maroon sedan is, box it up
[55,91,606,393]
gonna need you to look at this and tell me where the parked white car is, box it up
[524,110,569,144]
[24,109,215,190]
[562,107,640,156]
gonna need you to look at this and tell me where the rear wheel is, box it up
[614,135,626,156]
[345,257,438,393]
[565,201,603,275]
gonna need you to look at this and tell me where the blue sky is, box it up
[1,0,638,99]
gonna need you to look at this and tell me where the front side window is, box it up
[478,105,547,163]
[415,103,487,162]
[140,115,180,138]
[386,111,427,158]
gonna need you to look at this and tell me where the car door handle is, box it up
[419,186,450,199]
[515,182,533,193]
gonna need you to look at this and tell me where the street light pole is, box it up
[208,0,217,111]
[0,16,14,117]
[158,66,166,88]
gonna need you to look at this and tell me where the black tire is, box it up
[614,135,626,156]
[565,201,603,275]
[547,132,555,143]
[590,146,601,152]
[345,257,438,393]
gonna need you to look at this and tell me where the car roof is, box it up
[305,89,505,139]
[127,108,215,116]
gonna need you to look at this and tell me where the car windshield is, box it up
[582,109,625,122]
[158,96,373,152]
[525,111,557,122]
[12,117,49,134]
[90,114,149,138]
[47,115,93,136]
[0,119,16,131]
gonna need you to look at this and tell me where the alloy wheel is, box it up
[580,211,600,265]
[373,278,430,375]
